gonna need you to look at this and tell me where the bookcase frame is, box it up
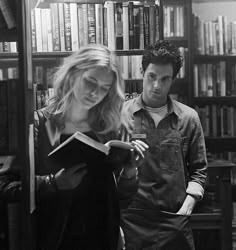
[0,0,235,249]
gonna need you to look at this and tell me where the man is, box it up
[121,40,207,250]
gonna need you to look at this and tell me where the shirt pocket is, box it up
[160,138,183,171]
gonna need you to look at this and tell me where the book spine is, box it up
[31,9,37,53]
[139,6,144,50]
[34,8,42,52]
[122,2,129,50]
[82,4,88,47]
[143,5,149,48]
[149,3,156,43]
[58,3,66,51]
[115,2,123,50]
[106,1,115,50]
[41,9,48,52]
[95,3,104,45]
[45,9,53,52]
[50,3,61,51]
[64,3,72,51]
[128,2,134,49]
[70,3,79,51]
[155,4,160,41]
[87,4,96,44]
[133,3,140,49]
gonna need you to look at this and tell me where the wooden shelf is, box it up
[193,0,236,2]
[194,54,236,63]
[193,96,236,105]
[36,0,156,7]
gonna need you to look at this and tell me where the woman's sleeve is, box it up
[0,156,21,202]
[113,126,139,209]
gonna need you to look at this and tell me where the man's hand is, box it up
[176,195,197,216]
[54,163,87,190]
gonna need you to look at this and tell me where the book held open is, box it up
[48,131,134,170]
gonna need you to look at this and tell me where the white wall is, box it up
[192,2,236,22]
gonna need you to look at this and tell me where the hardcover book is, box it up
[48,131,134,170]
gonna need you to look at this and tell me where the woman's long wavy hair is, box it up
[46,45,125,134]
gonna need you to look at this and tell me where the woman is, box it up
[0,45,147,250]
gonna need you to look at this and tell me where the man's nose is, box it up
[153,79,160,88]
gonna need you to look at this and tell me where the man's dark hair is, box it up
[142,40,183,79]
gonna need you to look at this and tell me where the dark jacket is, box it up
[0,108,137,250]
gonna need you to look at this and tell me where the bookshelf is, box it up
[192,0,236,249]
[0,0,36,250]
[0,0,235,249]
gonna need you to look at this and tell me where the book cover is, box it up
[48,131,134,171]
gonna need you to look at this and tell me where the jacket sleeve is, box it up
[0,111,58,203]
[0,156,21,202]
[186,112,208,200]
[113,123,139,209]
[116,164,138,209]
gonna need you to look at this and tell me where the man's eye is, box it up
[163,77,171,82]
[149,74,155,80]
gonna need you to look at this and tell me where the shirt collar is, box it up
[133,94,181,118]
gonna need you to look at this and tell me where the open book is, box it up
[48,131,134,170]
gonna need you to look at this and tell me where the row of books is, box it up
[195,105,236,137]
[0,67,18,80]
[33,84,54,110]
[31,1,160,52]
[163,5,185,38]
[193,62,236,97]
[0,47,187,83]
[119,48,186,80]
[193,14,236,55]
[0,42,17,53]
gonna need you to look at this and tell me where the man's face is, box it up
[142,63,173,108]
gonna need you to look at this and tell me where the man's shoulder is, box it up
[172,100,198,119]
